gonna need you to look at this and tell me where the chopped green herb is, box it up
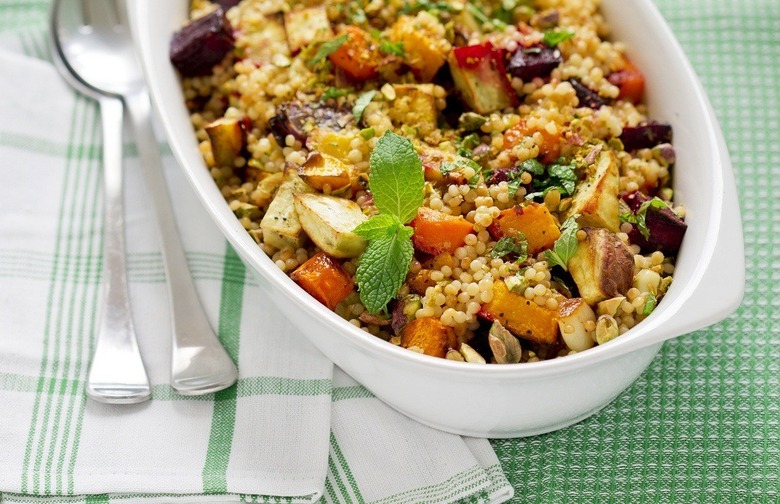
[543,29,575,47]
[543,214,580,270]
[402,0,454,15]
[360,127,376,140]
[642,291,658,315]
[519,158,545,176]
[620,197,672,239]
[379,39,406,57]
[355,132,425,313]
[320,87,351,101]
[308,34,349,67]
[490,233,529,263]
[525,160,578,200]
[352,90,378,122]
[467,3,508,29]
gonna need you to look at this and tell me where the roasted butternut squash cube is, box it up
[389,12,451,82]
[565,150,620,231]
[411,207,474,255]
[487,203,561,254]
[401,317,458,358]
[205,117,246,167]
[291,252,354,310]
[480,281,559,345]
[299,152,354,192]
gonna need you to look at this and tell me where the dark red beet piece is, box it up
[507,45,562,80]
[169,8,234,77]
[623,192,687,254]
[620,121,673,151]
[269,102,352,146]
[569,79,607,109]
[213,0,241,8]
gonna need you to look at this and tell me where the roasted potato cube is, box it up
[284,6,333,54]
[205,117,246,167]
[299,152,354,192]
[250,171,284,209]
[260,166,313,250]
[291,252,354,310]
[565,150,620,231]
[388,12,451,82]
[401,318,458,358]
[480,281,559,345]
[557,298,597,352]
[569,227,634,305]
[388,84,438,135]
[235,12,289,63]
[293,193,367,258]
[487,203,561,254]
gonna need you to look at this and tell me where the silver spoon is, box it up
[50,0,238,401]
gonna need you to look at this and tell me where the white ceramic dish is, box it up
[129,0,744,438]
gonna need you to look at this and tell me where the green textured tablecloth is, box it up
[1,0,777,502]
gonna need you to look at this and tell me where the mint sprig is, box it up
[354,132,425,313]
[543,214,580,270]
[619,197,672,239]
[308,34,349,67]
[543,29,575,47]
[352,90,377,122]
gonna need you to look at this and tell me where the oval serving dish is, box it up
[129,0,744,438]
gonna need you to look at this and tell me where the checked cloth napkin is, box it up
[0,19,512,504]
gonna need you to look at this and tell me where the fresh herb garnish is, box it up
[467,3,508,29]
[308,34,349,67]
[401,0,454,15]
[458,133,481,158]
[542,29,575,47]
[321,87,352,101]
[525,160,577,200]
[619,197,672,239]
[440,157,481,178]
[490,233,529,263]
[379,39,406,57]
[543,214,580,270]
[519,158,545,175]
[354,132,425,313]
[352,90,377,122]
[642,291,658,315]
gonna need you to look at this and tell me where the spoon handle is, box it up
[124,90,238,396]
[86,96,151,404]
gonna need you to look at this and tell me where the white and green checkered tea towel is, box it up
[0,33,513,504]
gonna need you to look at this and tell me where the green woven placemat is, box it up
[490,1,779,502]
[1,0,776,502]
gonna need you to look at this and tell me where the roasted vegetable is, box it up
[411,207,474,255]
[284,6,333,54]
[260,166,314,249]
[557,298,596,352]
[622,191,687,254]
[388,84,439,133]
[564,150,620,231]
[307,130,353,161]
[205,117,246,167]
[401,318,458,358]
[448,42,518,114]
[299,152,354,192]
[294,193,368,258]
[503,121,561,164]
[608,58,645,103]
[480,281,559,345]
[269,102,352,145]
[169,8,234,77]
[507,45,562,80]
[569,79,607,109]
[388,12,451,82]
[391,295,422,335]
[487,203,561,254]
[291,252,354,310]
[568,227,634,305]
[620,121,673,151]
[329,26,380,80]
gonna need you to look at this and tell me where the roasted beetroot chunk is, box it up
[507,45,562,80]
[623,191,687,254]
[620,121,673,151]
[213,0,241,8]
[269,102,352,145]
[569,79,607,109]
[169,8,234,77]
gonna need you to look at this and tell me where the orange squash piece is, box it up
[487,203,561,254]
[411,207,474,255]
[479,281,559,345]
[608,58,645,104]
[328,26,380,80]
[503,121,561,164]
[291,252,354,310]
[401,317,458,358]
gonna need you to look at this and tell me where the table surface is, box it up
[1,0,777,502]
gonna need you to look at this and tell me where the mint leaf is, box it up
[543,215,580,270]
[354,214,400,240]
[356,224,415,313]
[379,39,405,57]
[490,233,529,263]
[642,291,658,315]
[321,87,352,101]
[620,197,671,239]
[308,34,349,67]
[353,90,377,122]
[369,131,425,223]
[543,29,575,47]
[519,158,545,175]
